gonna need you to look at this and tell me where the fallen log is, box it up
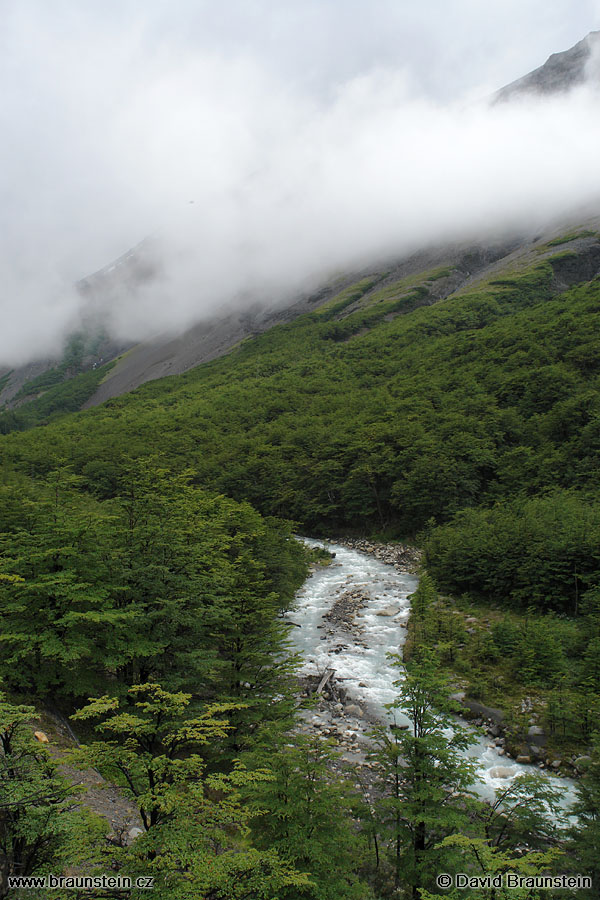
[316,667,335,694]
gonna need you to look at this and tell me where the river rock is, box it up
[376,605,398,617]
[527,725,545,737]
[332,538,422,573]
[574,755,592,770]
[324,587,370,631]
[460,698,504,725]
[489,766,515,779]
[516,755,532,764]
[127,827,144,844]
[345,704,363,717]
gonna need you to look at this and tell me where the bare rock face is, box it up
[495,31,600,103]
[527,725,545,738]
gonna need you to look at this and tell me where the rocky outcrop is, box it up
[495,31,600,103]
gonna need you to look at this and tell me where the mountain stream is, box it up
[287,539,577,813]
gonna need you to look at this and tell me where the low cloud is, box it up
[1,5,600,364]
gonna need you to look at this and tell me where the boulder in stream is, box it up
[489,766,516,779]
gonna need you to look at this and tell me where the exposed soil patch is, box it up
[32,711,142,844]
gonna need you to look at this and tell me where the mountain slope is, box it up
[2,32,600,417]
[3,228,600,543]
[79,226,600,407]
[495,30,600,102]
[2,220,599,423]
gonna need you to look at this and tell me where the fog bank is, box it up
[1,3,600,364]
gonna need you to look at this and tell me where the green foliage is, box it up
[476,772,566,850]
[0,364,113,434]
[424,492,600,613]
[2,249,600,894]
[427,265,456,281]
[0,468,138,698]
[489,615,570,686]
[11,331,101,403]
[420,837,563,900]
[0,464,308,704]
[567,733,600,894]
[316,277,382,318]
[70,683,234,830]
[71,684,314,899]
[128,841,314,900]
[4,261,599,617]
[245,735,372,900]
[0,693,103,895]
[363,648,568,898]
[369,652,478,897]
[404,573,469,668]
[407,572,598,754]
[546,229,597,247]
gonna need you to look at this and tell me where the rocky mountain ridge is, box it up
[495,30,600,102]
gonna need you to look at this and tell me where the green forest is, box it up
[2,235,600,897]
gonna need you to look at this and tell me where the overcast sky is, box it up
[1,0,600,363]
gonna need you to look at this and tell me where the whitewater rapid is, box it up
[287,539,577,812]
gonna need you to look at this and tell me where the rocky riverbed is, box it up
[293,671,389,801]
[332,538,422,574]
